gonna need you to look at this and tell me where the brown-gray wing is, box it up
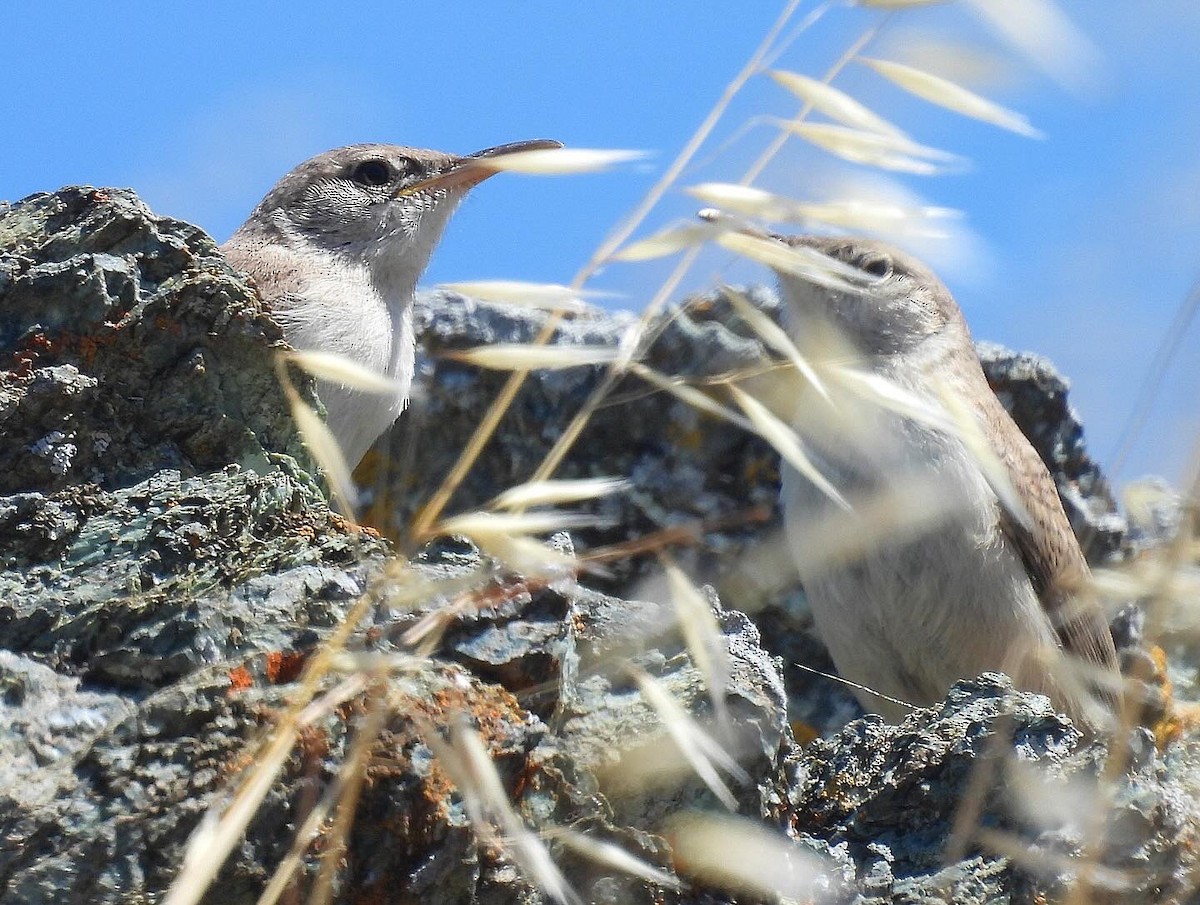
[977,387,1119,684]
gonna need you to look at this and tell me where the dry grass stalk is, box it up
[730,384,850,511]
[408,0,808,537]
[770,68,906,135]
[488,477,631,510]
[544,828,682,890]
[859,56,1044,137]
[438,280,604,313]
[776,120,965,174]
[661,556,734,732]
[666,812,830,899]
[276,355,360,518]
[443,343,623,371]
[419,715,582,905]
[627,666,749,810]
[469,147,645,175]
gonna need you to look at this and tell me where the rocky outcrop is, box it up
[0,187,1192,905]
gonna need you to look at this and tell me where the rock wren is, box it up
[770,234,1119,729]
[222,138,561,465]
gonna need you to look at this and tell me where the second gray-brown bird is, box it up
[222,138,561,465]
[769,234,1119,730]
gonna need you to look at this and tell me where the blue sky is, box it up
[6,2,1199,489]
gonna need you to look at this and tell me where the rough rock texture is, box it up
[793,675,1200,904]
[1,187,1194,905]
[361,289,1132,731]
[0,188,386,694]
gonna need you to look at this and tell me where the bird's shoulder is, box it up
[221,233,310,304]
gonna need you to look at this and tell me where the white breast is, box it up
[273,257,414,466]
[782,397,1061,721]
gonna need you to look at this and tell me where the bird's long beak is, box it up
[395,139,563,197]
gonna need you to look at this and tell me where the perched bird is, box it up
[770,234,1119,729]
[222,139,561,465]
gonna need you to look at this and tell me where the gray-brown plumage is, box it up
[770,234,1119,729]
[222,139,561,465]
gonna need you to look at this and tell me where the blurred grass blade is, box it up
[830,365,955,433]
[631,363,755,431]
[437,510,601,539]
[422,717,582,905]
[976,828,1133,891]
[445,344,622,371]
[722,285,829,400]
[716,231,865,291]
[490,477,631,511]
[449,720,582,905]
[778,121,965,174]
[689,184,960,238]
[1122,478,1177,533]
[769,69,905,136]
[613,222,726,261]
[860,57,1043,138]
[730,385,850,511]
[629,668,743,809]
[286,350,404,395]
[662,557,732,731]
[288,395,359,516]
[473,147,647,175]
[687,182,801,221]
[438,280,599,312]
[789,475,963,576]
[667,813,830,899]
[966,0,1101,94]
[793,200,961,235]
[166,678,364,905]
[547,828,682,890]
[474,533,580,580]
[932,378,1034,530]
[165,726,299,905]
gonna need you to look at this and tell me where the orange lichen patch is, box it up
[1145,643,1200,749]
[296,723,331,763]
[227,664,254,694]
[152,314,184,337]
[266,650,309,685]
[327,511,376,539]
[9,331,60,377]
[667,423,707,451]
[791,720,820,746]
[75,329,121,367]
[1124,643,1200,750]
[471,577,535,611]
[427,681,526,741]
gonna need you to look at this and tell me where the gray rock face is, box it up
[0,187,1192,905]
[0,188,387,694]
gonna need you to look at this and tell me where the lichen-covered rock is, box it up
[0,545,795,905]
[367,290,1132,731]
[0,188,388,694]
[793,675,1200,904]
[2,186,1192,905]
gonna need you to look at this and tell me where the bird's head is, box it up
[247,139,561,283]
[770,234,968,359]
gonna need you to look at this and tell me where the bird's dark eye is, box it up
[856,254,892,279]
[350,159,394,187]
